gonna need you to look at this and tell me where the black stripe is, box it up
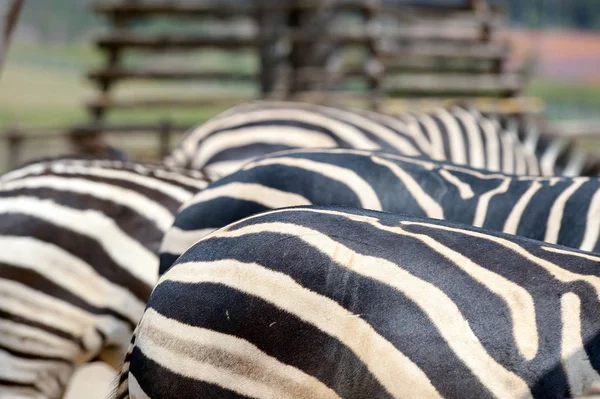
[150,281,394,399]
[0,263,135,327]
[130,346,248,399]
[203,143,300,167]
[0,187,165,255]
[0,213,152,301]
[0,343,72,364]
[0,308,81,345]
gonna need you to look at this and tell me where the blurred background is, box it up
[1,1,599,397]
[0,0,599,171]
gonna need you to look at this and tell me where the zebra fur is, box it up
[0,157,207,399]
[164,101,551,179]
[118,205,600,398]
[476,110,600,177]
[159,149,600,275]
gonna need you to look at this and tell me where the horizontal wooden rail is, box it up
[95,30,512,50]
[384,73,522,97]
[86,95,258,111]
[87,68,257,83]
[93,1,503,18]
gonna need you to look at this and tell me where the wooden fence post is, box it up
[0,0,24,77]
[5,127,24,170]
[158,119,172,159]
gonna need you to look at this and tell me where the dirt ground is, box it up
[64,363,117,399]
[499,28,600,83]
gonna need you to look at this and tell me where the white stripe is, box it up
[136,308,342,399]
[0,163,46,182]
[0,318,80,359]
[544,179,588,244]
[1,161,194,202]
[165,260,442,399]
[452,108,485,169]
[540,139,568,176]
[397,113,433,154]
[402,220,600,302]
[503,181,544,235]
[315,105,420,155]
[436,109,467,165]
[187,182,312,210]
[0,349,72,396]
[580,187,600,252]
[364,110,432,154]
[0,280,95,340]
[473,178,512,227]
[203,159,248,180]
[160,226,216,256]
[1,176,175,231]
[244,157,382,210]
[417,114,445,161]
[204,106,381,151]
[0,280,127,359]
[513,144,528,175]
[479,118,501,172]
[190,126,341,170]
[390,223,537,360]
[0,196,158,286]
[541,247,600,262]
[562,152,587,177]
[151,169,208,190]
[500,133,515,175]
[209,221,532,398]
[0,236,144,323]
[128,371,152,399]
[439,169,475,199]
[49,163,194,203]
[371,156,444,218]
[561,292,600,396]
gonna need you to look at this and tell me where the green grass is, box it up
[525,78,600,120]
[3,42,600,130]
[0,42,258,129]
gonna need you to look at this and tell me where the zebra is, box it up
[474,109,600,177]
[116,205,600,399]
[159,148,600,275]
[164,100,556,180]
[0,156,207,399]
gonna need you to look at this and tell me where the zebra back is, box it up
[0,157,207,399]
[164,101,548,179]
[160,149,600,275]
[476,110,599,177]
[121,206,600,399]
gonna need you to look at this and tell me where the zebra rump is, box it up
[159,149,600,275]
[120,206,600,399]
[164,101,551,179]
[0,157,207,399]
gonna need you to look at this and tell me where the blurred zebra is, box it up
[117,206,600,399]
[479,110,600,177]
[164,100,585,179]
[159,149,600,274]
[0,157,207,399]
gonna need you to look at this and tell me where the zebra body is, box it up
[160,149,600,275]
[0,157,207,399]
[119,206,600,398]
[165,101,550,179]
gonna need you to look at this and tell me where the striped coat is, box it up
[165,101,550,179]
[484,112,600,177]
[118,206,600,398]
[159,149,600,275]
[0,157,207,399]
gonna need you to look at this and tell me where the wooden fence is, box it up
[4,97,599,172]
